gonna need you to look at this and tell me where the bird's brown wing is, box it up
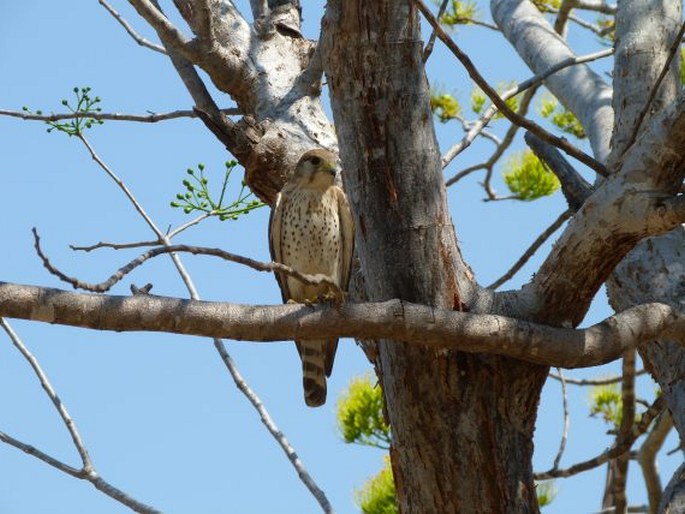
[321,186,355,378]
[268,192,291,302]
[336,186,355,292]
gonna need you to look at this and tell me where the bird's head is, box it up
[290,149,339,191]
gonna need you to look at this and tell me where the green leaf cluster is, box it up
[588,384,622,428]
[170,160,264,220]
[536,480,558,508]
[337,374,391,449]
[430,92,461,122]
[24,86,104,136]
[539,97,585,139]
[440,0,479,26]
[680,48,685,86]
[597,16,615,44]
[503,150,560,201]
[471,83,519,119]
[530,0,561,12]
[356,457,397,514]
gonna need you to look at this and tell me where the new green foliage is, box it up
[430,92,461,122]
[539,96,586,139]
[503,150,560,201]
[337,374,390,449]
[24,86,104,136]
[588,383,623,428]
[356,458,397,514]
[536,480,558,508]
[170,160,264,220]
[440,0,479,26]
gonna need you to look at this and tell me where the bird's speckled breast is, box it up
[280,188,342,288]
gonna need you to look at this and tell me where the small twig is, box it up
[0,108,239,124]
[549,369,647,386]
[620,20,685,160]
[415,0,608,176]
[70,214,215,253]
[0,318,93,471]
[441,48,613,169]
[553,368,570,470]
[594,506,649,514]
[34,230,341,296]
[99,0,167,54]
[488,210,572,289]
[535,396,665,480]
[211,341,334,513]
[423,0,451,62]
[445,163,486,186]
[0,318,161,514]
[71,240,161,252]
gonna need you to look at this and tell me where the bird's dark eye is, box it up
[310,156,321,166]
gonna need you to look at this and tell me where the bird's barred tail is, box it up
[299,340,328,407]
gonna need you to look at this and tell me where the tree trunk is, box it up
[322,3,544,512]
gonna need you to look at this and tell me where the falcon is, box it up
[269,149,355,407]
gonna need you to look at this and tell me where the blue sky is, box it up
[0,2,680,513]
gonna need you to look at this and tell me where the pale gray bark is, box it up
[493,1,685,511]
[2,282,685,367]
[129,0,336,203]
[491,0,614,162]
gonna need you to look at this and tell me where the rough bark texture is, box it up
[322,3,546,512]
[492,1,685,511]
[604,0,685,511]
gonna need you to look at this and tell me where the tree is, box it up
[1,1,684,513]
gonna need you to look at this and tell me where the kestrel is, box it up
[269,149,355,407]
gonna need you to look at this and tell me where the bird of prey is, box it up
[269,149,355,407]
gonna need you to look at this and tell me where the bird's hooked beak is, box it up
[322,160,339,177]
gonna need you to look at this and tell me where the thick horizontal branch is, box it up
[1,282,684,368]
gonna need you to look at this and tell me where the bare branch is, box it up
[0,108,240,123]
[211,340,333,513]
[638,411,673,513]
[415,0,608,176]
[70,240,161,252]
[549,369,648,386]
[99,0,166,53]
[127,0,199,61]
[2,283,685,369]
[0,318,93,472]
[553,368,570,469]
[441,47,613,169]
[250,0,269,20]
[609,349,637,512]
[554,0,577,36]
[489,210,572,289]
[34,230,341,296]
[0,319,161,514]
[535,396,666,480]
[423,0,450,62]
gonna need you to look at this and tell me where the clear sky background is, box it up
[0,1,681,513]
